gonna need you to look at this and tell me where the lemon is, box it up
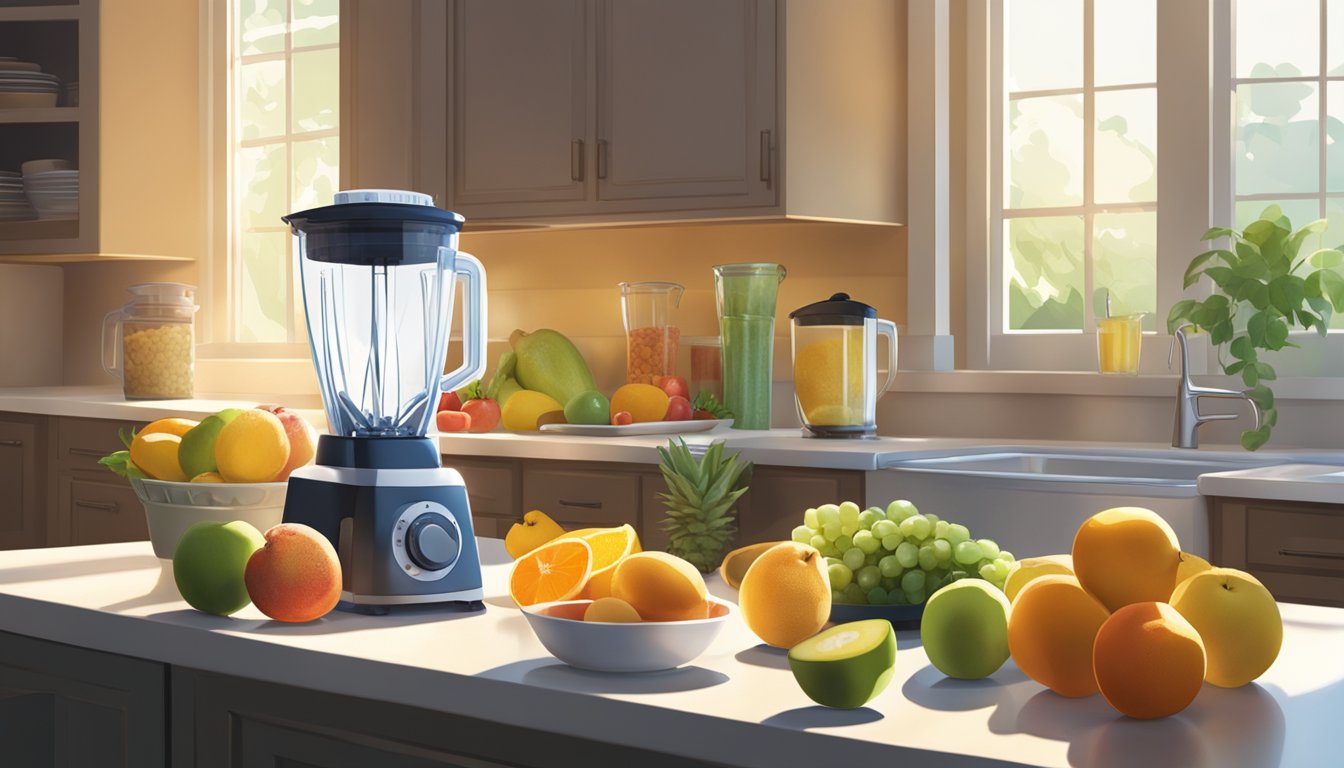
[609,384,670,423]
[139,417,199,439]
[215,409,290,483]
[190,471,226,483]
[501,390,564,431]
[129,432,189,481]
[793,332,864,425]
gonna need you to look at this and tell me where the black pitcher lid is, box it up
[789,293,876,326]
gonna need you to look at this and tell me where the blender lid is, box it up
[283,189,465,266]
[789,292,877,326]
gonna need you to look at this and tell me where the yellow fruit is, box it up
[1093,601,1207,719]
[504,510,566,559]
[139,417,199,438]
[1176,551,1213,585]
[1003,554,1074,603]
[794,332,864,426]
[1073,506,1181,612]
[584,597,642,623]
[719,540,787,590]
[577,524,640,599]
[610,551,708,621]
[1007,574,1110,697]
[557,526,643,553]
[501,390,564,431]
[509,538,593,607]
[609,384,671,423]
[738,542,831,648]
[190,472,225,483]
[1170,567,1282,688]
[130,432,188,481]
[215,409,291,483]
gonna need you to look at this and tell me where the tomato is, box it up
[610,410,634,426]
[663,395,692,421]
[461,398,501,433]
[438,391,462,412]
[655,375,690,400]
[435,409,472,432]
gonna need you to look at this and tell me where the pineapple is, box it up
[657,438,752,573]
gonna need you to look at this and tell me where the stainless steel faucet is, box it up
[1170,324,1261,448]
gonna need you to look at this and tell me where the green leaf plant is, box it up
[1168,205,1342,451]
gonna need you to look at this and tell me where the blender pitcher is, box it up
[619,281,683,385]
[789,292,897,438]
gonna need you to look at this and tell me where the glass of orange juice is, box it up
[1097,314,1144,374]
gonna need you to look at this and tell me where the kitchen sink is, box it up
[871,447,1299,560]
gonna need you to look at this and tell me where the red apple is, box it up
[664,395,692,421]
[258,405,319,481]
[245,523,342,623]
[656,375,690,400]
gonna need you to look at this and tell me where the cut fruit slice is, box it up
[577,524,640,599]
[719,540,787,589]
[788,619,897,708]
[509,538,593,607]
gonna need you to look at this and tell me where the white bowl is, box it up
[131,477,288,559]
[20,159,71,175]
[520,597,733,673]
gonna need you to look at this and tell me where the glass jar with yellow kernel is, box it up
[102,283,199,400]
[619,281,683,385]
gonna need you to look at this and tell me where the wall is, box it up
[0,265,63,386]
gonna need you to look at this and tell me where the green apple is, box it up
[563,390,611,426]
[178,408,243,479]
[1170,567,1282,688]
[173,520,265,616]
[788,619,896,708]
[920,579,1011,679]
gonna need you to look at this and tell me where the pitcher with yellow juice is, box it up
[789,293,898,438]
[1097,313,1144,375]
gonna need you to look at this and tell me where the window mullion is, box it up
[1082,0,1096,332]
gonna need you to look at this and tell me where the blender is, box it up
[281,190,487,611]
[789,292,898,438]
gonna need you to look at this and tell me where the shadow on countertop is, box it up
[761,704,883,730]
[476,658,729,695]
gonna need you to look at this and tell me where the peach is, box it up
[259,405,319,481]
[245,523,342,622]
[1008,574,1110,697]
[1093,601,1207,719]
[610,551,708,622]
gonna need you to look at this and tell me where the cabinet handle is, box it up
[597,139,609,179]
[558,499,602,510]
[68,447,108,457]
[74,499,118,512]
[1279,548,1344,561]
[760,129,772,188]
[0,439,21,447]
[571,139,585,181]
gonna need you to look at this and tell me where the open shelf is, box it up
[0,107,79,124]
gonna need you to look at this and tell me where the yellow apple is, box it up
[1170,567,1282,688]
[1003,553,1074,603]
[1176,551,1212,586]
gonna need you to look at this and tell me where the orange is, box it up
[1093,601,1207,719]
[719,540,786,589]
[609,383,671,423]
[1007,574,1110,697]
[508,538,593,607]
[1072,506,1181,612]
[611,551,708,621]
[577,524,640,599]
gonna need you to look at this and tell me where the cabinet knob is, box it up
[760,130,772,188]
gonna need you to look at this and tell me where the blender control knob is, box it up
[406,512,460,571]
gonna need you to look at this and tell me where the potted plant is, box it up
[1167,205,1342,450]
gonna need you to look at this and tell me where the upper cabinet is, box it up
[0,1,200,261]
[343,0,905,227]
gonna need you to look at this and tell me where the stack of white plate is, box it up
[23,168,78,220]
[0,171,36,222]
[0,58,58,108]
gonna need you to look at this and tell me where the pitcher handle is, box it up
[439,252,488,394]
[101,309,124,381]
[876,319,898,396]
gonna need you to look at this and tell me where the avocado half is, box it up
[788,619,897,708]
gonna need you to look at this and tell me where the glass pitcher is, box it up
[101,283,198,400]
[619,281,683,385]
[789,292,897,438]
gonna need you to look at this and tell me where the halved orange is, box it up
[509,538,593,607]
[577,524,640,599]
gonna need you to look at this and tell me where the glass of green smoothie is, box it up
[714,263,786,429]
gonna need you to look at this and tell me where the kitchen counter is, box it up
[1,539,1340,767]
[1199,463,1344,505]
[0,385,325,428]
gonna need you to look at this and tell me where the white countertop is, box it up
[1199,464,1344,505]
[0,539,1339,767]
[0,385,326,428]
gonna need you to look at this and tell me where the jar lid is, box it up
[127,282,197,308]
[789,292,876,326]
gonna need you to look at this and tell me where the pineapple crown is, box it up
[657,438,752,573]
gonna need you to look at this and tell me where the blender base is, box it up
[801,425,878,439]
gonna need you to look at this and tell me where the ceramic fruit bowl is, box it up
[521,597,734,673]
[131,477,287,559]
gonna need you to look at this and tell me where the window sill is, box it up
[891,370,1344,401]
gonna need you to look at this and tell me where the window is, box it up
[209,0,339,349]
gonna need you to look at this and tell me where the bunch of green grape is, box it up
[792,500,1014,606]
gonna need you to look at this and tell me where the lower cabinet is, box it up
[0,631,167,768]
[0,413,47,550]
[1209,496,1344,608]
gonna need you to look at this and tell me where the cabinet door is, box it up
[522,464,642,529]
[0,418,41,550]
[596,0,776,207]
[0,631,166,768]
[451,0,590,213]
[60,477,147,546]
[737,466,864,545]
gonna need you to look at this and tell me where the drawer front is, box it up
[447,458,520,521]
[61,478,147,546]
[522,467,641,528]
[1247,504,1344,576]
[58,417,142,474]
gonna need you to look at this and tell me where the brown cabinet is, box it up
[0,412,47,550]
[522,464,642,529]
[1209,496,1344,608]
[736,465,865,545]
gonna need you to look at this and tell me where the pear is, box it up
[509,329,597,407]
